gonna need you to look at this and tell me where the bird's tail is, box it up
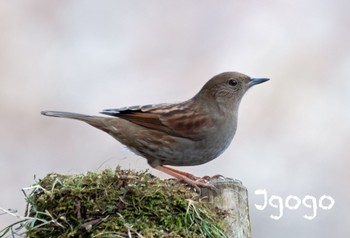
[40,110,107,126]
[41,110,94,119]
[41,110,119,136]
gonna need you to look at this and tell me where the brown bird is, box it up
[41,72,269,189]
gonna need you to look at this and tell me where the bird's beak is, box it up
[249,77,270,87]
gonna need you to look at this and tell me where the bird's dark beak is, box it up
[249,77,270,87]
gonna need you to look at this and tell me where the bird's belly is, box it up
[127,126,236,167]
[172,131,235,166]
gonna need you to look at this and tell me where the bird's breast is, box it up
[158,120,237,166]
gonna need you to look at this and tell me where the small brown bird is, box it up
[42,72,269,189]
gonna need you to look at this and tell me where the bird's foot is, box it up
[202,174,226,180]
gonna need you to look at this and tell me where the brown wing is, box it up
[100,102,214,140]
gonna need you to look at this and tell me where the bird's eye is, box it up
[228,79,238,86]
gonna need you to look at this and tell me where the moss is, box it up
[19,167,227,238]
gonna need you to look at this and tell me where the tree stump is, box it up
[202,178,251,238]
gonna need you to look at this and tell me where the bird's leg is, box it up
[155,165,214,190]
[159,166,201,180]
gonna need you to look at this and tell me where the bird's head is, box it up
[194,72,269,111]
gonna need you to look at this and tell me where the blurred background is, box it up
[1,0,349,237]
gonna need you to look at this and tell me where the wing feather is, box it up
[100,102,214,140]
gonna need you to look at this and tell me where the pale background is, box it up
[1,1,349,237]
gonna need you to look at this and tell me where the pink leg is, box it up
[160,166,201,180]
[155,165,214,190]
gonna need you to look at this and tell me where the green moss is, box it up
[20,167,227,238]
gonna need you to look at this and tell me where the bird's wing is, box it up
[100,103,214,140]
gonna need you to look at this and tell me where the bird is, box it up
[41,72,269,189]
